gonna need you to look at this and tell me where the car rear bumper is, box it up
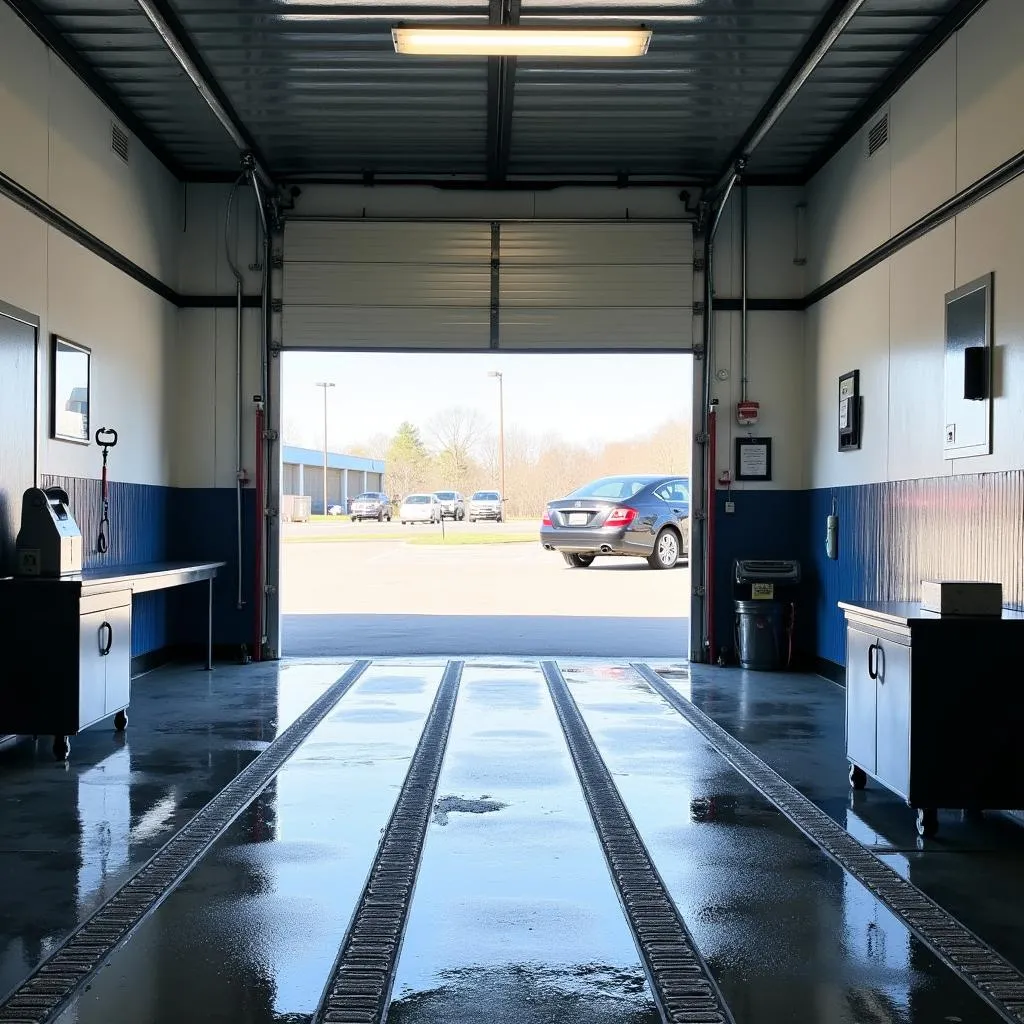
[539,525,653,556]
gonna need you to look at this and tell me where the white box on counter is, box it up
[920,579,1003,617]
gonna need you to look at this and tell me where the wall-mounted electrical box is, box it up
[944,273,993,460]
[838,369,861,452]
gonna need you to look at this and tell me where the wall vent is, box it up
[867,113,889,157]
[111,122,130,163]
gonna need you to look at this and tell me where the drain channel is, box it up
[0,660,372,1024]
[313,660,463,1024]
[541,661,735,1024]
[632,662,1024,1024]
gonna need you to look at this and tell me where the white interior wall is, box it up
[173,184,264,489]
[710,187,808,491]
[805,0,1024,489]
[0,3,181,486]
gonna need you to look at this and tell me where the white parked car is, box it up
[400,493,441,524]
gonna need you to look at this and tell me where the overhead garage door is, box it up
[282,220,693,351]
[499,223,693,350]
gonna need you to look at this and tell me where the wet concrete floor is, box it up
[1,656,1022,1023]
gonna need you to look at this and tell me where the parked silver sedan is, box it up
[540,474,690,569]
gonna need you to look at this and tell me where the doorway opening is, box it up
[278,351,694,659]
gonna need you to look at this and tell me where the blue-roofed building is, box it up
[282,446,386,515]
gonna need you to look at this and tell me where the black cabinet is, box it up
[841,601,1024,837]
[0,581,131,759]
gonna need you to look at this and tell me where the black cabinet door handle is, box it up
[867,643,878,680]
[98,621,113,657]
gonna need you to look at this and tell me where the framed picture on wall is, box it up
[735,436,772,481]
[51,335,91,444]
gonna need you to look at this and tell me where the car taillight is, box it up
[606,506,638,526]
[542,510,552,526]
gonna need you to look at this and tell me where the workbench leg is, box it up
[206,577,214,671]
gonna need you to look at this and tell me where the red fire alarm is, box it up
[736,400,760,426]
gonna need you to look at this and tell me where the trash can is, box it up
[735,599,784,671]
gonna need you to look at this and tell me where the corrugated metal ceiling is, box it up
[16,0,973,183]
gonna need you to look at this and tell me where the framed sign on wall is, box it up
[735,436,772,482]
[51,335,91,444]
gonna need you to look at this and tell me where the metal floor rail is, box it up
[313,660,464,1024]
[632,662,1024,1024]
[542,661,735,1024]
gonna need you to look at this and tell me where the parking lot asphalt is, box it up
[281,520,690,658]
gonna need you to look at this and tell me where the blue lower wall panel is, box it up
[41,477,255,658]
[168,487,257,655]
[712,490,811,663]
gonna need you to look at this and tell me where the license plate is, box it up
[567,513,588,526]
[751,582,774,600]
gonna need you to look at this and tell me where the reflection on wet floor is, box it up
[564,664,1007,1024]
[1,656,1021,1024]
[389,666,659,1023]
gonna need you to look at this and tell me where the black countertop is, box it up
[0,561,225,595]
[839,600,1024,627]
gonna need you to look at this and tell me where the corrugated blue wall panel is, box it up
[808,472,1024,667]
[41,477,169,568]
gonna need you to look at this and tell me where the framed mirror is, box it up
[51,335,91,444]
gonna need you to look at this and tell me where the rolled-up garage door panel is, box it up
[499,223,693,350]
[282,222,492,350]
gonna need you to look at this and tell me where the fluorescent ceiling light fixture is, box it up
[392,25,652,57]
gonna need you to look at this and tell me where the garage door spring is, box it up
[95,427,117,554]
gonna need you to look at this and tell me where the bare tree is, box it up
[428,406,487,492]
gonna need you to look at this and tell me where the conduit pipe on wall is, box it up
[696,169,739,663]
[224,175,246,611]
[740,185,749,404]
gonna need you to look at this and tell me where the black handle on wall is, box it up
[98,621,113,657]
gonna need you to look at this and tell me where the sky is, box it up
[283,352,693,451]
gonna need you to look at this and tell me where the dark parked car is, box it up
[540,474,689,570]
[350,491,392,522]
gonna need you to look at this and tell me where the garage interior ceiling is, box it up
[8,0,981,185]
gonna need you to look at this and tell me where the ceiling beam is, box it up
[709,0,868,197]
[3,0,187,181]
[485,0,521,184]
[134,0,273,185]
[801,0,991,182]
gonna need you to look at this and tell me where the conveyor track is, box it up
[313,660,463,1024]
[632,662,1024,1024]
[541,661,735,1024]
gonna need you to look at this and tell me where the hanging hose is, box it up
[94,427,118,555]
[225,174,246,610]
[786,601,796,669]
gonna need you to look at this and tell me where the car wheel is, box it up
[562,553,595,568]
[648,527,680,570]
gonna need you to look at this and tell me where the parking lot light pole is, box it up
[488,371,505,511]
[315,381,335,514]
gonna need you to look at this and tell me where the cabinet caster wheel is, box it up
[849,765,867,790]
[114,710,128,732]
[52,736,70,761]
[916,807,938,838]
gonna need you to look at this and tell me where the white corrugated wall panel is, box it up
[499,223,693,350]
[283,221,492,350]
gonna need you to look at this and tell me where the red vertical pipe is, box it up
[706,406,717,663]
[253,405,264,662]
